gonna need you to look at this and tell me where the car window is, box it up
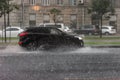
[50,28,62,35]
[46,25,61,28]
[6,28,11,31]
[84,25,92,29]
[112,27,115,29]
[80,25,94,30]
[39,25,44,27]
[102,27,108,29]
[6,28,19,31]
[27,28,50,33]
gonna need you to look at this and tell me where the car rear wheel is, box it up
[88,32,92,35]
[38,38,51,50]
[26,42,37,50]
[105,32,109,35]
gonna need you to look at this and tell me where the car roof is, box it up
[25,27,61,33]
[102,25,114,27]
[39,23,63,25]
[6,26,21,28]
[26,26,59,30]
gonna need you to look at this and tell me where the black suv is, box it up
[18,27,84,50]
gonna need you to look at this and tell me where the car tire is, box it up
[73,40,84,48]
[88,32,92,35]
[105,32,109,35]
[38,38,50,50]
[80,40,84,47]
[26,42,37,50]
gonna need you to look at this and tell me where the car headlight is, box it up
[75,36,83,40]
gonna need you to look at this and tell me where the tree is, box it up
[0,0,18,16]
[49,8,61,24]
[0,0,19,43]
[0,0,19,25]
[88,0,115,38]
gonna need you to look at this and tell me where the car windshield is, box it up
[0,0,120,80]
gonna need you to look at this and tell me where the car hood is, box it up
[66,33,85,40]
[69,33,84,37]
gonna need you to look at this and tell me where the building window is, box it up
[70,14,77,29]
[29,0,36,5]
[43,14,50,23]
[41,0,50,6]
[70,14,77,21]
[29,13,36,27]
[57,0,63,5]
[69,0,77,6]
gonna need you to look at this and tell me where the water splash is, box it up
[0,45,118,57]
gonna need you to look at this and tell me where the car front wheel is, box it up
[105,32,110,35]
[80,40,84,47]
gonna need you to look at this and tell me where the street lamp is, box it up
[32,5,40,11]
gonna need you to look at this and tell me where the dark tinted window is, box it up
[112,27,115,29]
[102,27,108,29]
[80,25,95,30]
[84,25,94,29]
[50,28,62,35]
[46,25,61,28]
[26,27,50,33]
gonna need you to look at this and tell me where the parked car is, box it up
[73,25,100,35]
[0,27,24,37]
[101,25,116,35]
[64,26,72,33]
[39,23,66,32]
[18,27,84,50]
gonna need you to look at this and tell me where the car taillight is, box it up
[19,32,28,37]
[18,41,23,45]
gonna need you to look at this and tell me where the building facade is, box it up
[19,0,91,28]
[0,0,120,32]
[0,0,91,29]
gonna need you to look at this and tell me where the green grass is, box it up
[85,36,120,40]
[85,42,120,46]
[84,36,120,46]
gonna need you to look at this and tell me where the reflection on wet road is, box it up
[0,45,120,80]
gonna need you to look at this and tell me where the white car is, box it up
[39,23,66,32]
[102,26,116,35]
[0,27,24,37]
[64,26,72,33]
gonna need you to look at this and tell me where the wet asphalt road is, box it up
[0,46,120,80]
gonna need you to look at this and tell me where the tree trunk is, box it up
[4,10,7,43]
[100,15,103,38]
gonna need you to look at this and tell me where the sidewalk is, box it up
[0,44,8,49]
[0,39,18,50]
